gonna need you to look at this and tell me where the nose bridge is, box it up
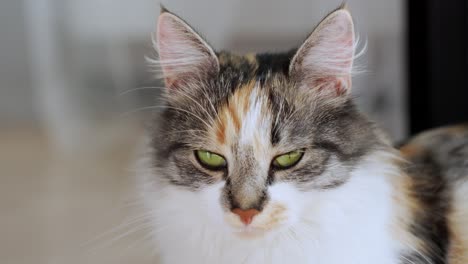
[227,148,268,210]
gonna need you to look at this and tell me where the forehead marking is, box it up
[216,115,227,145]
[215,80,266,146]
[228,101,241,132]
[239,84,264,145]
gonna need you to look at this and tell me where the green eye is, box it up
[195,150,227,169]
[273,150,304,169]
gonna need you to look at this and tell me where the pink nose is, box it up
[231,208,260,225]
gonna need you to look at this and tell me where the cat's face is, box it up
[147,8,380,238]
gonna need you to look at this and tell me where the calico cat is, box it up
[140,5,468,264]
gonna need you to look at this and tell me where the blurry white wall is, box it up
[0,0,35,124]
[1,0,406,150]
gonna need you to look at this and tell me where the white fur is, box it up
[141,151,406,264]
[239,84,267,146]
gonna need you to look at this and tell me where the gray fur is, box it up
[150,8,385,213]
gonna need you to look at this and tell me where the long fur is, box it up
[137,6,468,264]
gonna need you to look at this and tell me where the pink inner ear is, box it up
[157,23,176,87]
[291,10,355,95]
[313,76,351,96]
[304,15,354,75]
[156,13,218,89]
[157,15,194,88]
[157,19,174,73]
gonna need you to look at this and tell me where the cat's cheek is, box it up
[151,182,228,231]
[267,182,307,227]
[198,182,231,229]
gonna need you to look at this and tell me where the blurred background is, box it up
[1,0,466,263]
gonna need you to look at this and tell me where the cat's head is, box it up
[146,7,382,239]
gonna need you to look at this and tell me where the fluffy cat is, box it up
[139,6,468,264]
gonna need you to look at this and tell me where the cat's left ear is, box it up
[156,10,219,89]
[289,8,355,95]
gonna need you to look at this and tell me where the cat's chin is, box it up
[227,220,287,240]
[231,226,272,239]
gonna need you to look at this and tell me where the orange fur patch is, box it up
[213,80,256,145]
[216,116,227,145]
[257,203,287,231]
[446,123,468,135]
[228,101,241,131]
[399,143,424,159]
[388,157,426,256]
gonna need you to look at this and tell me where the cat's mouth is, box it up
[225,203,289,238]
[232,226,269,239]
[227,218,287,239]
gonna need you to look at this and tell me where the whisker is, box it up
[82,213,153,247]
[120,105,212,129]
[91,221,154,251]
[118,86,166,96]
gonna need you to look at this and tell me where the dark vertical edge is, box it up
[407,1,430,135]
[408,0,468,135]
[429,1,468,128]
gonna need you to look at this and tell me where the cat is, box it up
[139,5,468,264]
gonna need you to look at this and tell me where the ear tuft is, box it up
[290,8,355,95]
[155,12,219,89]
[159,4,169,14]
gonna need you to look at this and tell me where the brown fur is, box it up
[213,80,256,146]
[389,158,427,258]
[399,124,468,263]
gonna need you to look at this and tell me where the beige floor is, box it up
[0,124,156,264]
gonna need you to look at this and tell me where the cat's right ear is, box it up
[289,8,355,96]
[156,11,219,89]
